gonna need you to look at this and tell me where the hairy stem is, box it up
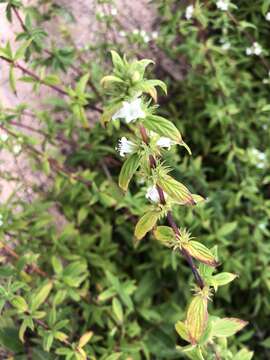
[140,124,204,289]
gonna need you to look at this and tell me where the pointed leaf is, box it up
[143,115,182,143]
[183,241,218,267]
[157,175,194,205]
[175,320,189,342]
[186,296,208,344]
[154,226,175,245]
[212,317,248,338]
[135,211,160,240]
[119,153,140,191]
[30,281,53,311]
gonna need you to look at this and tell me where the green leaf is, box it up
[216,222,237,237]
[112,298,124,323]
[134,210,160,240]
[175,321,189,342]
[153,226,175,245]
[143,115,182,143]
[30,281,53,312]
[119,153,140,191]
[105,353,122,360]
[186,296,208,344]
[11,296,28,313]
[110,50,124,70]
[157,175,194,205]
[78,331,93,348]
[183,241,218,267]
[211,272,237,288]
[9,66,16,94]
[212,318,248,338]
[234,349,254,360]
[100,75,124,87]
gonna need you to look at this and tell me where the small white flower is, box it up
[0,217,3,227]
[119,30,126,37]
[117,137,136,157]
[13,144,22,154]
[97,11,105,18]
[146,186,160,203]
[156,137,175,149]
[110,7,117,16]
[140,30,146,37]
[246,47,252,56]
[144,34,150,43]
[0,133,8,142]
[112,98,145,123]
[251,148,266,168]
[253,42,263,55]
[185,5,194,20]
[266,12,270,21]
[216,0,229,11]
[152,31,158,39]
[221,42,231,50]
[258,223,267,230]
[133,29,139,35]
[246,42,263,56]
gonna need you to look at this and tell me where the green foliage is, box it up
[0,0,269,358]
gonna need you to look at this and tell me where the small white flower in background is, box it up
[156,137,175,149]
[0,133,8,142]
[110,7,117,16]
[266,12,270,21]
[251,148,266,169]
[97,11,105,18]
[253,42,263,55]
[246,42,263,56]
[112,98,145,123]
[133,29,139,35]
[152,31,158,40]
[258,223,267,231]
[185,5,194,20]
[143,34,150,43]
[221,42,231,51]
[146,186,160,203]
[119,30,126,37]
[117,137,136,157]
[0,214,3,227]
[13,144,22,155]
[216,0,230,11]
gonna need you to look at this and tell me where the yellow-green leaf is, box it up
[100,75,124,87]
[183,241,218,267]
[112,298,124,323]
[186,296,208,344]
[153,226,175,246]
[119,153,140,191]
[30,281,53,312]
[78,331,93,348]
[157,175,194,205]
[135,211,160,240]
[212,317,248,338]
[175,320,189,342]
[143,115,182,143]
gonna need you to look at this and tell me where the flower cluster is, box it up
[216,0,230,11]
[132,29,158,43]
[185,5,194,20]
[246,42,263,56]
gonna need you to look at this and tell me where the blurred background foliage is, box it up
[0,0,269,358]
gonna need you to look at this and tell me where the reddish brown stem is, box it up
[140,125,204,289]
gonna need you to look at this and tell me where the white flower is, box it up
[266,12,270,21]
[221,42,231,50]
[251,148,266,169]
[152,31,158,39]
[216,0,229,11]
[133,29,139,35]
[119,30,126,37]
[0,214,3,227]
[112,98,145,123]
[156,137,175,149]
[13,144,22,154]
[246,42,263,56]
[110,7,117,16]
[0,133,8,142]
[185,5,194,20]
[253,42,263,55]
[259,223,267,230]
[140,30,146,37]
[143,35,150,43]
[146,186,160,203]
[117,137,136,157]
[246,47,252,56]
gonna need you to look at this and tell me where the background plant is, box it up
[0,0,269,359]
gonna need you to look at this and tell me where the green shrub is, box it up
[0,0,268,359]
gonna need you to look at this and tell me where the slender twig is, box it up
[139,125,204,289]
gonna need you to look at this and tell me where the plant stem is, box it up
[139,124,204,289]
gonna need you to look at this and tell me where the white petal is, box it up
[156,137,174,149]
[146,186,160,203]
